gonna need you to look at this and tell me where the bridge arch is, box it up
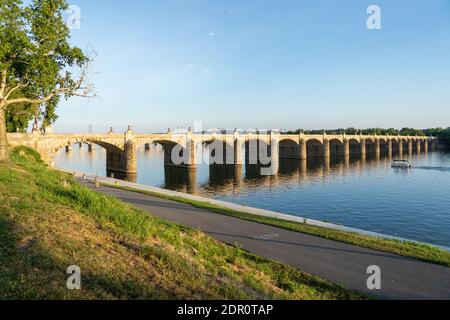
[418,138,426,149]
[52,138,137,181]
[401,139,410,153]
[148,139,194,167]
[329,138,344,156]
[54,139,124,154]
[279,138,300,159]
[244,139,272,164]
[377,138,390,153]
[364,138,376,153]
[306,138,324,157]
[202,138,236,165]
[391,138,402,154]
[348,138,361,154]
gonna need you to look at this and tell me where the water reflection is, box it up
[55,143,432,193]
[159,152,419,194]
[164,166,197,194]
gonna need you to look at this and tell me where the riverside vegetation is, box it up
[0,146,364,300]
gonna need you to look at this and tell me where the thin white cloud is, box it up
[186,64,214,77]
[202,68,214,77]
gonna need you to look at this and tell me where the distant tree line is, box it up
[284,127,450,147]
[422,128,450,148]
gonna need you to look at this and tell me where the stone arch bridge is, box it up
[7,128,434,178]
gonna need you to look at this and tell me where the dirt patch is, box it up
[18,236,37,252]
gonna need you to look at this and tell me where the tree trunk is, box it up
[0,103,8,162]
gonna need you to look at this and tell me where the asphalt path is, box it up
[82,181,450,300]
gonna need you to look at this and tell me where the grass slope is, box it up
[0,146,363,300]
[104,185,450,268]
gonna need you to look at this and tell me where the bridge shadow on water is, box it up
[158,151,420,194]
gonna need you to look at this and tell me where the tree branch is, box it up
[6,87,94,106]
[5,67,95,107]
[4,83,26,100]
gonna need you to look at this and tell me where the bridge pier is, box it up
[299,139,307,160]
[416,140,421,154]
[343,139,350,157]
[424,140,429,153]
[124,140,137,173]
[105,138,137,181]
[323,139,330,158]
[375,139,380,158]
[234,138,244,165]
[387,140,393,157]
[408,139,413,155]
[106,153,136,179]
[163,139,197,168]
[186,139,196,167]
[163,144,175,166]
[398,140,403,156]
[245,139,259,164]
[360,139,366,158]
[267,137,280,175]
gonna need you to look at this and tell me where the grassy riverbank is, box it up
[104,185,450,268]
[0,147,363,300]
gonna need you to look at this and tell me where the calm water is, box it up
[55,144,450,248]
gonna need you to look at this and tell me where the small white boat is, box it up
[391,160,411,168]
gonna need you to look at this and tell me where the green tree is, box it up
[0,0,94,161]
[344,127,358,135]
[5,100,36,132]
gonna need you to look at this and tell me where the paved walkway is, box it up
[81,180,450,300]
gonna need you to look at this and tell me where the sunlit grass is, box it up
[0,146,363,300]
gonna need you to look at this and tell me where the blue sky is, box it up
[54,0,450,133]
